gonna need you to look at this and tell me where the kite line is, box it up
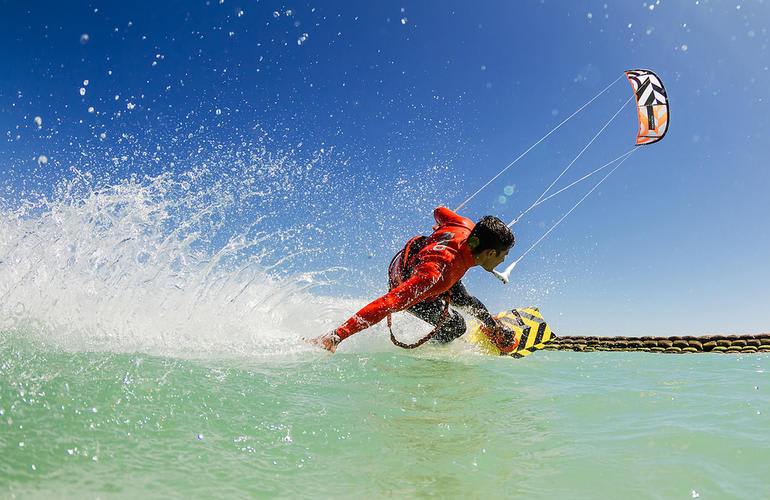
[507,94,635,228]
[453,73,626,212]
[448,70,669,283]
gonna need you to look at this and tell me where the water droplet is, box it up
[33,116,42,128]
[79,87,86,96]
[37,155,48,166]
[401,17,407,24]
[681,44,688,51]
[80,33,90,44]
[126,102,135,110]
[273,11,280,18]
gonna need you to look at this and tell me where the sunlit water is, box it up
[2,338,768,499]
[1,167,768,499]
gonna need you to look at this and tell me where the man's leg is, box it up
[407,298,466,343]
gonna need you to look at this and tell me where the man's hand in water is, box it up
[303,331,340,353]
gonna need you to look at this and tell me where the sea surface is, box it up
[1,330,767,499]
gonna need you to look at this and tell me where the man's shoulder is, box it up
[433,207,474,231]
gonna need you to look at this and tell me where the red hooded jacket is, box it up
[335,207,476,340]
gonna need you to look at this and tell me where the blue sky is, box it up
[2,1,769,336]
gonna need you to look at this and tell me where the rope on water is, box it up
[543,334,770,354]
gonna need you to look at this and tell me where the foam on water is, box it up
[0,149,369,359]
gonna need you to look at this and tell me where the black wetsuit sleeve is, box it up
[449,281,496,330]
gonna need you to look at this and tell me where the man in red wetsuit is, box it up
[307,207,516,353]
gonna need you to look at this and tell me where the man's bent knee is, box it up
[432,312,466,343]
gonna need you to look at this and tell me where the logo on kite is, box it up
[625,69,669,146]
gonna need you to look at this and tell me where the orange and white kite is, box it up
[625,69,669,146]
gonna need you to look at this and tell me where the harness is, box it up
[386,236,452,349]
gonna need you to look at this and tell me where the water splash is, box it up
[0,155,356,359]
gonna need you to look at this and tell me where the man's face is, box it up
[480,247,509,272]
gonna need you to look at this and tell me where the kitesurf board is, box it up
[461,307,556,358]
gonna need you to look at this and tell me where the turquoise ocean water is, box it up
[1,333,768,499]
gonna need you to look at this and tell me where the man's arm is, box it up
[448,281,497,330]
[335,264,444,341]
[450,281,521,351]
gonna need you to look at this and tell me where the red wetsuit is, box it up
[335,207,476,341]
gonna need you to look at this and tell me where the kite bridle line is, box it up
[453,73,626,213]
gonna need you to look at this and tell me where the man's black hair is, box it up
[467,216,514,255]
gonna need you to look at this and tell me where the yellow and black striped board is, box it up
[464,307,556,358]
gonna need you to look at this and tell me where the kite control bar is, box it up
[492,261,517,284]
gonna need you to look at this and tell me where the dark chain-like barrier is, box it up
[543,334,770,354]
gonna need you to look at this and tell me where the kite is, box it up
[625,69,669,146]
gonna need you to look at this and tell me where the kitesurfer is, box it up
[307,207,517,353]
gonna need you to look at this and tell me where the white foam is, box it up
[0,169,355,359]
